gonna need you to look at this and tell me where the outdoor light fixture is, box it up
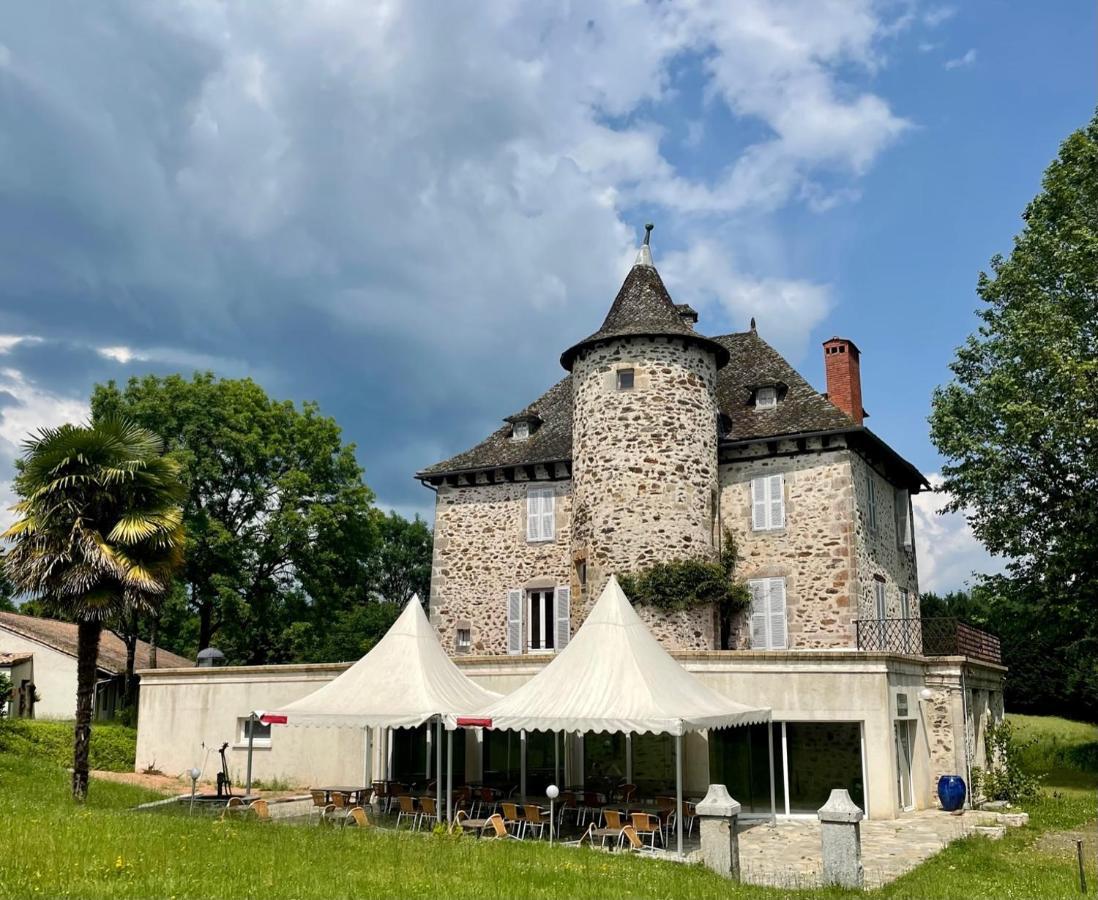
[546,784,559,844]
[188,767,202,814]
[919,687,934,702]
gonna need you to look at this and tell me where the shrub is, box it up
[0,672,11,719]
[972,719,1042,804]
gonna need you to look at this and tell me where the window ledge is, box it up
[232,743,272,751]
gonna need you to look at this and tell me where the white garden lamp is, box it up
[546,784,559,844]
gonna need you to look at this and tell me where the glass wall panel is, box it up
[785,722,863,813]
[708,724,785,814]
[391,724,429,786]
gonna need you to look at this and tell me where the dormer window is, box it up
[512,421,530,441]
[617,368,635,391]
[507,413,541,442]
[755,386,778,409]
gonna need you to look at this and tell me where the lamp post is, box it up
[188,767,201,815]
[546,784,559,845]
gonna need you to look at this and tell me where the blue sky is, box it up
[0,1,1094,593]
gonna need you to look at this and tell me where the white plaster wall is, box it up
[0,628,78,719]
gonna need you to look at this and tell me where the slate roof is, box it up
[0,611,192,673]
[559,261,730,371]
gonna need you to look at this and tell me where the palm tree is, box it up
[1,418,185,800]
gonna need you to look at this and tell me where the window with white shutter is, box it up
[874,579,887,620]
[554,586,571,652]
[507,589,523,655]
[526,486,555,542]
[748,577,787,649]
[899,588,910,620]
[896,489,913,551]
[751,474,785,531]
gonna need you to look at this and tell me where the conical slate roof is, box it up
[452,576,769,736]
[262,596,500,729]
[560,241,731,371]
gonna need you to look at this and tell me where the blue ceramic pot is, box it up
[937,775,966,811]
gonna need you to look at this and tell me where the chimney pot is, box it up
[823,337,865,424]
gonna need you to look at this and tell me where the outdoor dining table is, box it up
[314,786,370,804]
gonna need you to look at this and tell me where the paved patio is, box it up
[733,809,1000,889]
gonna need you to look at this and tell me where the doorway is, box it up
[895,720,915,811]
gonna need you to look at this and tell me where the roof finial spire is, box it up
[750,316,757,332]
[635,223,655,267]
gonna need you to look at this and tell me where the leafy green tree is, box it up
[91,373,428,664]
[0,570,16,612]
[930,110,1098,721]
[0,671,11,719]
[1,419,185,799]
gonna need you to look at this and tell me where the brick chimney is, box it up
[823,337,866,425]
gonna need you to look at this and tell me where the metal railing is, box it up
[853,617,1002,664]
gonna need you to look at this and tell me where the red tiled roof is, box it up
[0,612,192,674]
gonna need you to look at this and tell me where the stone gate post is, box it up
[818,788,864,889]
[695,784,741,880]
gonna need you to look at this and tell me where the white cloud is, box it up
[912,474,1008,594]
[923,7,956,27]
[98,345,146,364]
[0,335,41,354]
[944,48,977,70]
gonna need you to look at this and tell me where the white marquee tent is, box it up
[451,576,771,855]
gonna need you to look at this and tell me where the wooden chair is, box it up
[482,813,520,840]
[523,804,549,840]
[346,806,371,828]
[220,797,245,820]
[620,824,659,854]
[309,790,327,823]
[562,822,597,847]
[500,801,524,836]
[419,795,438,828]
[395,795,421,831]
[630,812,662,849]
[247,799,271,822]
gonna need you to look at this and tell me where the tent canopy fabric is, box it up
[262,596,500,729]
[450,576,770,736]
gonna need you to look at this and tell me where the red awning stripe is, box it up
[261,714,288,725]
[455,717,492,728]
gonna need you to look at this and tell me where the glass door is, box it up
[895,720,915,811]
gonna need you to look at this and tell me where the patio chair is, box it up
[581,791,606,826]
[630,812,662,849]
[562,822,597,847]
[523,804,549,840]
[669,800,697,838]
[500,801,524,837]
[395,795,421,831]
[319,803,337,825]
[330,791,349,816]
[620,825,659,854]
[592,809,627,849]
[619,783,638,803]
[346,806,371,828]
[309,790,327,823]
[420,795,439,828]
[221,797,245,820]
[247,799,271,822]
[482,813,520,841]
[557,790,581,826]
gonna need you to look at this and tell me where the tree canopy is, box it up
[90,373,431,665]
[929,109,1098,719]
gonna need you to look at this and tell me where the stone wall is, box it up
[570,336,720,650]
[429,472,571,655]
[849,453,920,621]
[719,441,857,649]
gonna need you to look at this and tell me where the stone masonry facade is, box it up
[570,337,720,650]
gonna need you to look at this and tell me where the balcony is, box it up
[853,617,1002,665]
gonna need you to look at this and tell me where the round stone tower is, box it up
[561,227,729,649]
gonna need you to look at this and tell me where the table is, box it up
[314,785,370,804]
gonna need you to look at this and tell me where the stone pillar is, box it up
[695,784,741,880]
[818,789,864,889]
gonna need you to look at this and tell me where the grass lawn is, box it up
[0,714,1094,899]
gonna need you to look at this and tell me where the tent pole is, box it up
[768,720,777,824]
[554,731,559,785]
[520,729,527,801]
[625,733,632,784]
[386,727,393,782]
[363,727,371,791]
[245,712,256,799]
[446,727,454,824]
[675,732,684,857]
[436,717,443,824]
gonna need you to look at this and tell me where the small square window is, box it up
[456,628,471,651]
[575,559,587,587]
[616,368,635,391]
[512,421,530,441]
[755,386,778,409]
[238,717,271,747]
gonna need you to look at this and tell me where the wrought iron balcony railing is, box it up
[853,617,1002,665]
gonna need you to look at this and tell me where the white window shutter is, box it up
[542,491,555,541]
[554,586,571,651]
[526,491,539,541]
[749,580,768,649]
[875,581,887,619]
[769,474,785,528]
[751,477,767,530]
[507,589,523,655]
[866,476,877,532]
[768,578,787,649]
